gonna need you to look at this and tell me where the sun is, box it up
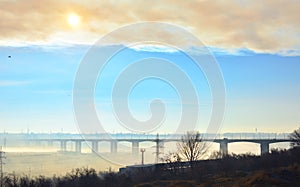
[68,13,80,27]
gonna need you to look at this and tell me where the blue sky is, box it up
[0,45,299,133]
[0,1,299,134]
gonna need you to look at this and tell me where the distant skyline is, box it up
[0,1,300,134]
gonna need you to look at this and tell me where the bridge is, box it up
[27,137,295,156]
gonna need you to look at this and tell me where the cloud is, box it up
[0,0,299,55]
[130,44,179,53]
[0,80,31,86]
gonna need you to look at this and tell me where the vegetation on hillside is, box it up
[1,146,299,187]
[2,129,300,187]
[289,127,300,147]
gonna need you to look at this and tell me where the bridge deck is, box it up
[27,138,295,144]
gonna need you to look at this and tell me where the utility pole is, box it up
[155,133,160,163]
[0,146,5,187]
[154,133,164,163]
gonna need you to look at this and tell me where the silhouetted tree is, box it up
[289,127,300,147]
[177,131,207,162]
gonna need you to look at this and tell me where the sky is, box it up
[0,0,299,134]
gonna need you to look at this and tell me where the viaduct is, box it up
[28,138,295,156]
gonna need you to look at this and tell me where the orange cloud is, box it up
[0,0,299,54]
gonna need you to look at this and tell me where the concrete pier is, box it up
[75,140,82,153]
[92,141,99,153]
[220,139,228,155]
[110,141,117,153]
[260,142,269,154]
[47,140,53,147]
[132,141,139,155]
[60,140,67,152]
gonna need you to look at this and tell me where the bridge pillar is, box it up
[110,141,117,153]
[75,141,82,153]
[3,137,6,148]
[260,142,269,155]
[92,141,99,153]
[47,140,53,147]
[60,140,67,152]
[132,141,139,155]
[35,141,41,147]
[220,139,228,155]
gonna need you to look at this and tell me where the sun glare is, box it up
[68,13,80,27]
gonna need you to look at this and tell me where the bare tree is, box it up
[177,131,207,162]
[289,127,300,148]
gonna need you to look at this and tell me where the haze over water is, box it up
[0,132,292,177]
